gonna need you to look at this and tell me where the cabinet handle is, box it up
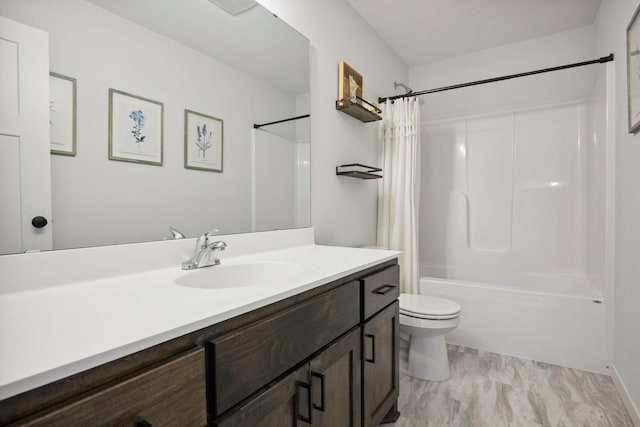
[365,333,376,363]
[311,371,325,411]
[296,381,312,424]
[373,284,396,295]
[135,420,153,427]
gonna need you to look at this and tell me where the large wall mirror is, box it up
[0,0,310,255]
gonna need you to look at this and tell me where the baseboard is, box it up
[611,364,640,427]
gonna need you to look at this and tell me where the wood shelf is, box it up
[336,96,382,122]
[336,163,382,179]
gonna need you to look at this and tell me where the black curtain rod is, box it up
[253,114,310,129]
[378,54,614,103]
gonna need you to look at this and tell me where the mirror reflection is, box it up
[0,0,310,255]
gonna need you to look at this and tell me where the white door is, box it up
[0,16,52,254]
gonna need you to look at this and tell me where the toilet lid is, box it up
[399,293,461,319]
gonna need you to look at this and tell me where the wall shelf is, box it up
[336,163,382,179]
[336,96,382,122]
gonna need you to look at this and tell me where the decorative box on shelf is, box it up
[336,163,382,179]
[335,96,382,122]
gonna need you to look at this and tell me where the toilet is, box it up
[399,293,462,381]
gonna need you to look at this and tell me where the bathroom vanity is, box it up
[0,230,400,426]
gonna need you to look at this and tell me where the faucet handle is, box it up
[198,229,222,248]
[209,241,227,251]
[167,226,185,240]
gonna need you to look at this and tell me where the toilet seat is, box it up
[399,293,461,320]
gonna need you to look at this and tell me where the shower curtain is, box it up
[377,98,421,294]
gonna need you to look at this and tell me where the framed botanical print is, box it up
[184,109,223,172]
[627,3,640,133]
[49,72,76,155]
[109,89,163,165]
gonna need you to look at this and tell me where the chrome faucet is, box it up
[182,230,227,270]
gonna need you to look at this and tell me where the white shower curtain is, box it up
[377,98,420,295]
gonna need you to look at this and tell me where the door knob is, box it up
[31,216,48,229]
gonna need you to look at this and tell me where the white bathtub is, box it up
[420,275,608,373]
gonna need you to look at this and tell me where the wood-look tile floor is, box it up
[390,345,634,427]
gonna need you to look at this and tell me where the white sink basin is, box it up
[175,261,304,289]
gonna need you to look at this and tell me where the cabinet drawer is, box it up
[208,281,360,417]
[361,265,399,321]
[17,348,206,427]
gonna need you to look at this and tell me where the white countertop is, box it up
[0,233,399,400]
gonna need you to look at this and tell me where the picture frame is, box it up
[49,72,76,155]
[184,109,223,172]
[338,61,363,104]
[109,89,163,165]
[627,3,640,133]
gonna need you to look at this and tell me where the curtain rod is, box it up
[253,114,310,129]
[378,54,614,103]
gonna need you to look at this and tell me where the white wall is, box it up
[1,0,298,249]
[595,0,640,420]
[256,0,408,247]
[410,26,597,121]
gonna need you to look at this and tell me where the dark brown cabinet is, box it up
[309,328,362,426]
[215,328,362,427]
[208,281,360,417]
[9,348,207,427]
[362,302,400,427]
[213,364,308,427]
[0,259,399,427]
[360,265,401,427]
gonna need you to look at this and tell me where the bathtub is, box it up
[419,275,608,373]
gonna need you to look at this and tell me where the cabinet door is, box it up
[214,365,310,427]
[309,328,361,427]
[362,301,399,427]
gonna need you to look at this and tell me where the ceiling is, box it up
[88,0,309,95]
[347,0,602,66]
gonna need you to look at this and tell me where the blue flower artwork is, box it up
[129,109,146,145]
[109,89,163,165]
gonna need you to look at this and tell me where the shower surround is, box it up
[417,66,612,373]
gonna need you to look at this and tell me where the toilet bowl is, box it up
[399,293,461,381]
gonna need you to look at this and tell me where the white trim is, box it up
[611,364,640,426]
[604,61,616,366]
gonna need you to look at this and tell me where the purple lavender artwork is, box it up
[184,110,222,172]
[129,109,146,147]
[195,123,214,159]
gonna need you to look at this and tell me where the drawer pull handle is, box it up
[365,333,376,363]
[373,284,396,295]
[311,371,325,411]
[136,420,153,427]
[297,381,312,424]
